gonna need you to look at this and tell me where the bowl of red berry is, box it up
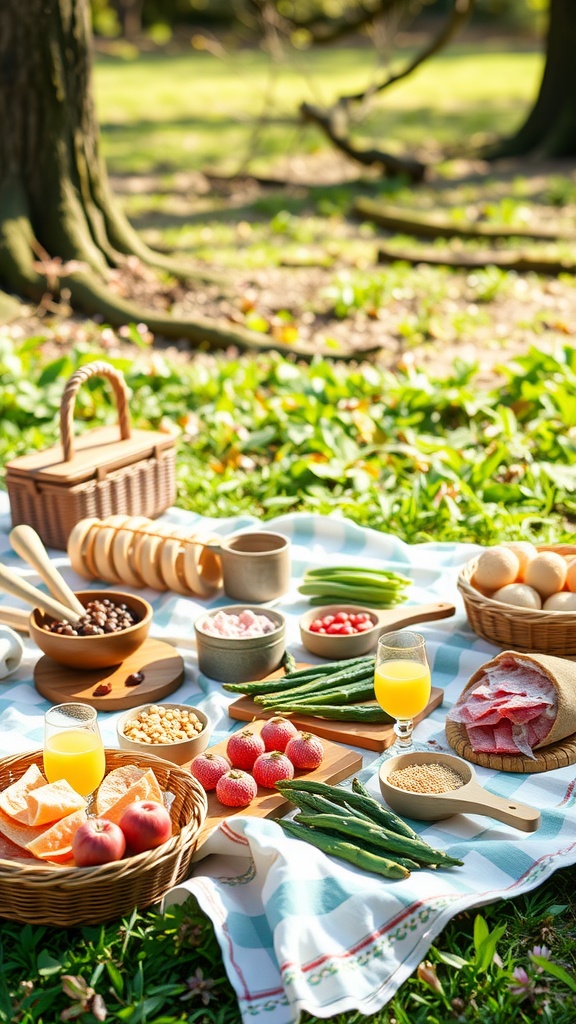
[299,604,381,659]
[29,590,152,669]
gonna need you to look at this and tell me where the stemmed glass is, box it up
[374,630,431,751]
[43,703,106,809]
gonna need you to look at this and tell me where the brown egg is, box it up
[566,558,576,593]
[491,583,542,609]
[502,541,538,582]
[473,546,520,591]
[543,591,576,611]
[524,551,567,599]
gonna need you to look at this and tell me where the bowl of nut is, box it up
[116,702,211,764]
[28,590,153,669]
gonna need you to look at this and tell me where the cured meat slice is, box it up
[448,653,559,758]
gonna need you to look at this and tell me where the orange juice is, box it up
[44,729,106,797]
[374,659,431,719]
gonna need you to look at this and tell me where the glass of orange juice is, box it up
[44,702,106,804]
[374,630,431,750]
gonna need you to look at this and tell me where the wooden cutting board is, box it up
[34,638,185,711]
[228,666,444,752]
[194,718,363,849]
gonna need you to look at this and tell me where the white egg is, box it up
[490,583,542,609]
[543,592,576,611]
[502,541,538,581]
[524,551,567,598]
[473,546,519,591]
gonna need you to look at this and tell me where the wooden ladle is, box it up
[379,750,541,833]
[9,525,85,617]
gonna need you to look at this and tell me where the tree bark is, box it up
[488,0,576,158]
[0,0,340,359]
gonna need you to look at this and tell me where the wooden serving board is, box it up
[445,719,576,775]
[194,718,363,849]
[34,638,185,711]
[228,666,444,753]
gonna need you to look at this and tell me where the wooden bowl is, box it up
[299,605,381,659]
[116,703,211,765]
[29,590,152,669]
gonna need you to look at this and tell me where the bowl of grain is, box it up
[378,751,540,831]
[116,702,211,765]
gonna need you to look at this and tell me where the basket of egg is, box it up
[457,542,576,656]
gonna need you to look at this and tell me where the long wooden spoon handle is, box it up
[0,606,30,633]
[0,564,82,622]
[451,785,541,833]
[377,601,456,634]
[9,525,85,616]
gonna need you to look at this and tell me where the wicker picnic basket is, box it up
[457,544,576,656]
[5,362,177,551]
[0,749,208,927]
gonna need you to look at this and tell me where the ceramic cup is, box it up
[208,531,291,603]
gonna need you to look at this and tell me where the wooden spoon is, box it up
[9,525,85,617]
[377,601,456,635]
[0,563,83,623]
[379,751,541,832]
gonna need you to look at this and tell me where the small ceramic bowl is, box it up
[116,702,211,765]
[299,604,381,659]
[29,590,152,669]
[194,605,286,683]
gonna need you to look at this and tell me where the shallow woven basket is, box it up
[0,749,208,927]
[457,544,576,656]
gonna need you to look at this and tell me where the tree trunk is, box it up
[489,0,576,158]
[0,0,336,359]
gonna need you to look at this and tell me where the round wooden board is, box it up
[34,638,185,711]
[445,719,576,774]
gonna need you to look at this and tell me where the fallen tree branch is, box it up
[354,198,572,242]
[300,103,426,181]
[376,243,576,275]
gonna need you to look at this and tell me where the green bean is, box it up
[262,701,390,722]
[276,778,421,841]
[279,820,410,880]
[294,813,463,868]
[256,672,375,707]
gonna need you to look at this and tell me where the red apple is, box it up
[118,800,172,854]
[72,818,126,867]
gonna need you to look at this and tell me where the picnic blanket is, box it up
[0,492,575,1023]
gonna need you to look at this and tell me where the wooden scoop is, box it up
[379,750,541,833]
[9,525,85,617]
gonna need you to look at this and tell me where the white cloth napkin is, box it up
[0,627,24,679]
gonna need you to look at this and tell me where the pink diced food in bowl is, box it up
[198,608,278,638]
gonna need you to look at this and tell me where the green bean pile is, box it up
[276,777,463,879]
[223,655,391,722]
[298,566,412,608]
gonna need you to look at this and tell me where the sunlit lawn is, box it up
[94,41,544,176]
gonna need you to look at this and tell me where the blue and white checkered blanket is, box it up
[0,493,575,1023]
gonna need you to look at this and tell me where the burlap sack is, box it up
[459,649,576,749]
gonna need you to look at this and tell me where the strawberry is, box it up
[260,716,298,753]
[189,751,231,791]
[252,751,294,789]
[226,728,265,771]
[215,770,258,808]
[285,731,324,770]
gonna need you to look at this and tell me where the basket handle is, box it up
[60,362,132,462]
